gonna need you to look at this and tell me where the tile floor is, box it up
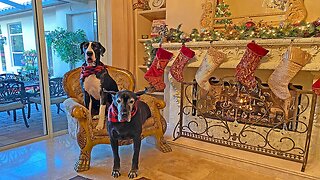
[1,133,318,180]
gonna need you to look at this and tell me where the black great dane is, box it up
[104,89,151,179]
[80,41,119,130]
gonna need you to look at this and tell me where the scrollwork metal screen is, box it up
[173,77,317,171]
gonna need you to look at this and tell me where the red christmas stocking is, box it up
[235,41,269,89]
[169,45,195,82]
[144,48,173,91]
[312,78,320,95]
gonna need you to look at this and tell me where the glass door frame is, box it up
[0,0,106,151]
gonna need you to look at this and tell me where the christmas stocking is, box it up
[195,47,227,91]
[144,48,173,91]
[312,78,320,95]
[169,45,195,82]
[268,46,311,100]
[235,41,269,90]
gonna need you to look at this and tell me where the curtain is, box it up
[111,0,135,74]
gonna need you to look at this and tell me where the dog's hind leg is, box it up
[83,92,93,120]
[95,104,106,130]
[110,138,121,178]
[88,98,93,120]
[128,136,141,179]
[95,95,107,130]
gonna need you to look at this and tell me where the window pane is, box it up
[43,0,97,132]
[13,53,23,66]
[9,23,22,34]
[11,35,24,52]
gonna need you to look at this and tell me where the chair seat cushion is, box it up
[29,95,68,104]
[0,102,24,112]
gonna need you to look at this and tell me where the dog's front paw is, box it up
[128,170,138,179]
[111,169,121,178]
[92,115,99,120]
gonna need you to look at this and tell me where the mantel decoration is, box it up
[150,19,320,44]
[144,18,320,67]
[214,0,232,25]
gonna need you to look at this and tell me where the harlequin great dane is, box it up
[80,41,119,130]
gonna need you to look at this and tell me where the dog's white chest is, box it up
[83,75,101,100]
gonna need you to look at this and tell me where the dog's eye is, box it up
[91,43,99,49]
[129,100,134,104]
[116,99,121,103]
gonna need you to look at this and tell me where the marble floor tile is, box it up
[0,134,313,180]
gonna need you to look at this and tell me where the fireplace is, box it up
[173,78,316,171]
[160,37,320,172]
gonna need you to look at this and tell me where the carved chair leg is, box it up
[74,146,93,172]
[154,134,172,153]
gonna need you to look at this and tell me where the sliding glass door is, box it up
[0,0,47,148]
[42,0,97,133]
[0,0,98,148]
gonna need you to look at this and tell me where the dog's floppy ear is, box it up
[103,88,117,99]
[80,41,87,55]
[98,42,106,57]
[135,87,150,97]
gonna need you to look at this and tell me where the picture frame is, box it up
[150,19,166,37]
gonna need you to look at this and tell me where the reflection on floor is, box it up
[0,104,67,147]
[0,134,283,180]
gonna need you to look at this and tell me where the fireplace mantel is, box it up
[155,37,320,71]
[161,37,320,109]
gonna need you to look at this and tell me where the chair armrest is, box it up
[155,98,166,110]
[64,98,89,122]
[140,94,166,110]
[64,98,93,140]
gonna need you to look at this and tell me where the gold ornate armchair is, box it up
[63,66,171,172]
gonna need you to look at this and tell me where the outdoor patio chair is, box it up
[28,77,67,118]
[0,73,20,80]
[0,80,29,128]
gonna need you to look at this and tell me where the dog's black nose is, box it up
[86,51,93,56]
[121,110,128,116]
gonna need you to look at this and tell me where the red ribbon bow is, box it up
[108,100,139,123]
[80,64,106,79]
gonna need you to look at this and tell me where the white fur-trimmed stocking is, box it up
[268,46,311,100]
[195,47,226,91]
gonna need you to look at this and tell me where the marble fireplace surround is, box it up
[155,37,320,177]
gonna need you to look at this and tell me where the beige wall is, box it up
[166,0,319,33]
